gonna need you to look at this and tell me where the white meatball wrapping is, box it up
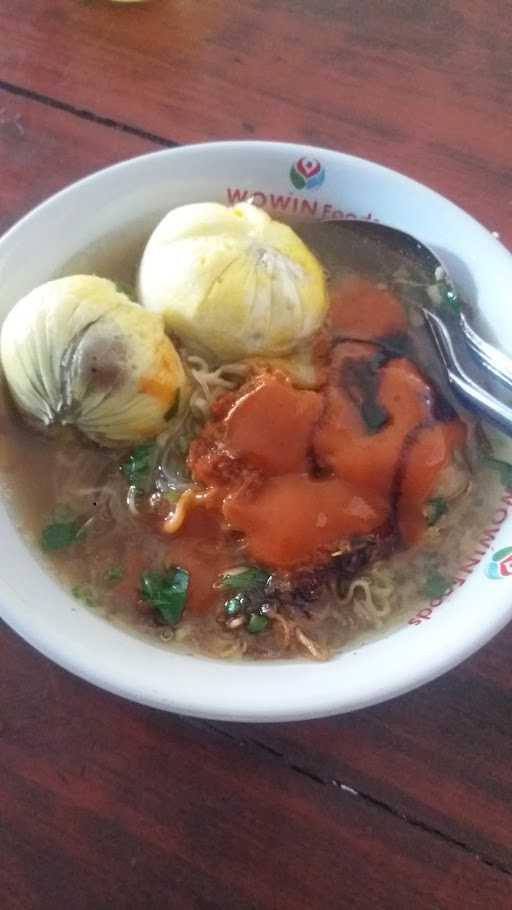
[138,202,328,361]
[0,275,184,445]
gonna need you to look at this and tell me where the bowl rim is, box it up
[1,138,512,722]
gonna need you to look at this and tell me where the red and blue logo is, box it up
[290,157,325,191]
[486,546,512,579]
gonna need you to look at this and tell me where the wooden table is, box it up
[1,2,511,907]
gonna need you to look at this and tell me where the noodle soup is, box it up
[0,205,509,661]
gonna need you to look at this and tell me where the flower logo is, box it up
[290,157,325,191]
[486,546,512,579]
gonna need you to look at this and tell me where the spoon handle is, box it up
[458,313,512,391]
[422,308,512,435]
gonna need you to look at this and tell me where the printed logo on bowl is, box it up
[290,157,325,191]
[486,546,512,579]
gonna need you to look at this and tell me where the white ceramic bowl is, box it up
[1,141,512,722]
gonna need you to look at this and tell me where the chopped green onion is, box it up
[140,567,190,625]
[71,584,96,607]
[219,566,270,592]
[439,284,462,317]
[422,571,452,600]
[247,614,269,634]
[121,444,156,490]
[104,566,124,584]
[41,520,86,551]
[425,497,448,526]
[224,593,246,616]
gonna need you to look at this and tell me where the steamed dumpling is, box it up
[137,202,328,361]
[0,275,184,445]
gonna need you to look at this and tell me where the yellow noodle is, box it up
[162,488,215,534]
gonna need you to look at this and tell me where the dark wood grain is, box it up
[1,3,512,907]
[0,88,154,235]
[1,624,512,910]
[0,0,510,246]
[216,620,512,872]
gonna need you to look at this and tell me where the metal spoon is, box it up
[298,219,512,434]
